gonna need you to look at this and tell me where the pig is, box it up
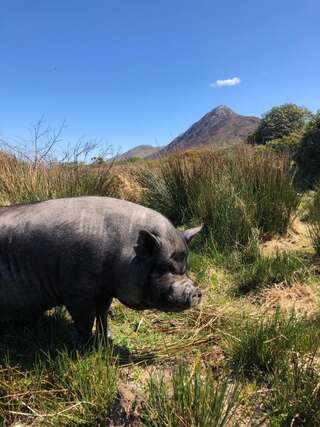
[0,196,202,342]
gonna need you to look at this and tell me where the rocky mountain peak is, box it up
[148,105,260,158]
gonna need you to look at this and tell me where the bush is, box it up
[296,112,320,186]
[222,147,299,237]
[142,364,240,427]
[192,152,256,251]
[265,132,301,157]
[248,103,312,145]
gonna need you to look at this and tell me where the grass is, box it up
[142,364,240,427]
[223,311,320,377]
[0,152,118,205]
[231,250,309,294]
[137,154,198,225]
[0,312,118,426]
[270,352,320,425]
[309,183,320,256]
[138,147,300,251]
[228,147,300,237]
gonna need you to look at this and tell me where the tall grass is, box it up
[138,147,300,252]
[193,153,256,251]
[142,364,240,427]
[138,155,199,225]
[0,152,117,205]
[223,311,320,425]
[308,184,320,256]
[270,352,320,425]
[227,148,299,237]
[0,311,118,426]
[223,311,320,377]
[0,348,118,426]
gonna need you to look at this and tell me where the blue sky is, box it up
[1,0,319,154]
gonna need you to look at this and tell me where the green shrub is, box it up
[265,132,301,157]
[248,103,312,145]
[226,148,300,237]
[142,364,240,427]
[194,161,255,251]
[296,112,320,186]
[308,184,320,255]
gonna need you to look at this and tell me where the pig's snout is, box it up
[174,278,202,309]
[184,284,202,308]
[152,275,203,312]
[191,287,202,306]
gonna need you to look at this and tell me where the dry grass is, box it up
[0,153,119,205]
[261,217,312,255]
[251,282,319,317]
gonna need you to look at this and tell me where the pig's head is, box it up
[119,225,203,312]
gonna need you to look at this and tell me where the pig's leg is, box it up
[96,297,113,338]
[66,299,96,344]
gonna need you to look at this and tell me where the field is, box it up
[1,146,320,426]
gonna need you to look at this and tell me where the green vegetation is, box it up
[248,104,320,187]
[224,311,320,376]
[138,147,299,250]
[247,103,311,145]
[271,353,320,425]
[0,312,118,426]
[1,136,320,425]
[308,183,320,255]
[138,154,197,225]
[296,112,320,185]
[265,132,301,156]
[223,311,320,424]
[142,364,240,427]
[0,153,117,205]
[231,250,309,294]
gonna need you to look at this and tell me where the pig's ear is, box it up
[134,230,161,256]
[182,225,203,244]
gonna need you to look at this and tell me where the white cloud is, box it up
[210,77,241,87]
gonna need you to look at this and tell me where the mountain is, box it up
[149,106,260,158]
[114,144,163,160]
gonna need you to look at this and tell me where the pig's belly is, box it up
[0,273,57,322]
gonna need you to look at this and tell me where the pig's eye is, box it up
[168,263,177,274]
[156,262,176,275]
[171,252,186,263]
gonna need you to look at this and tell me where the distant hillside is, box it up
[149,106,260,158]
[114,144,163,160]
